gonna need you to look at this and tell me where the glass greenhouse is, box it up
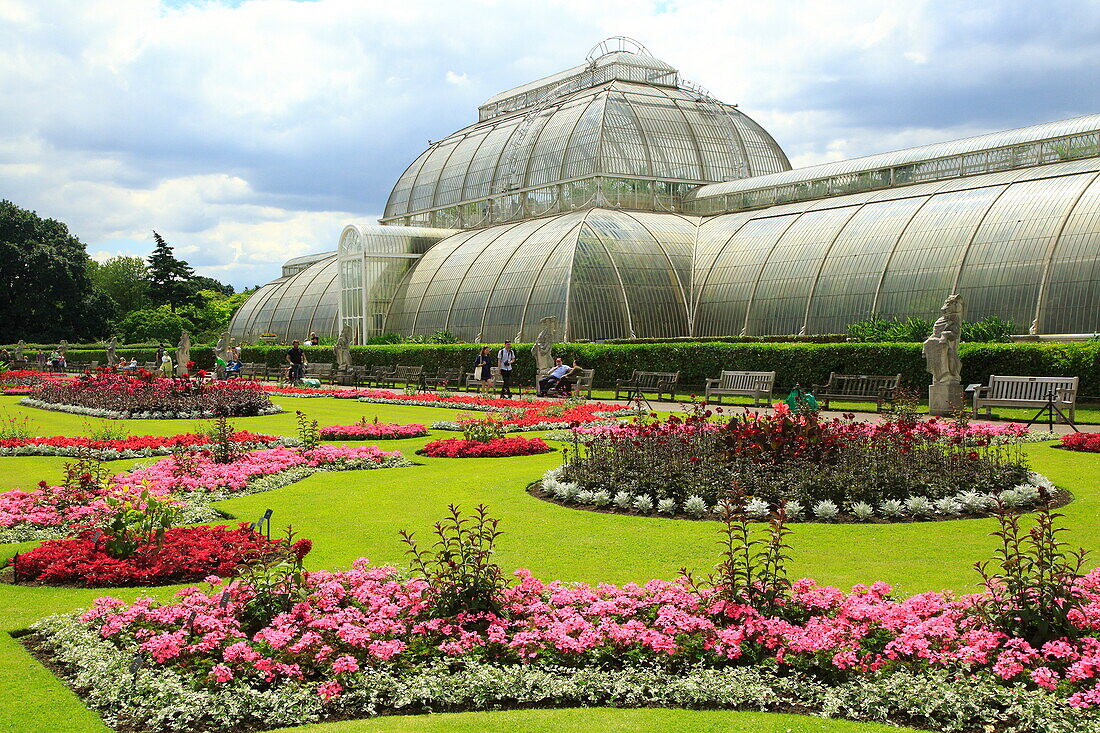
[231,39,1100,343]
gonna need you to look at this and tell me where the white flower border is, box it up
[538,465,1063,523]
[28,613,1094,733]
[19,397,283,420]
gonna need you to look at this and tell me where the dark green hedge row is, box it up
[57,342,1100,396]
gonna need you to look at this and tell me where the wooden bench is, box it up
[424,367,461,391]
[705,370,776,406]
[973,375,1079,423]
[307,362,333,382]
[465,367,501,391]
[536,367,596,399]
[378,365,423,389]
[614,370,679,402]
[812,373,902,412]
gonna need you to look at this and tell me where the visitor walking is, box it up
[497,340,516,398]
[159,353,173,377]
[286,340,307,382]
[473,346,494,394]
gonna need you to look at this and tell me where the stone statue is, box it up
[176,330,191,376]
[531,316,560,373]
[105,337,118,367]
[14,340,24,361]
[215,332,230,361]
[57,340,68,358]
[333,325,353,369]
[923,294,964,415]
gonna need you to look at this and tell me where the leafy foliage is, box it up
[98,489,181,560]
[847,314,1015,343]
[147,231,201,312]
[118,305,196,344]
[0,199,113,341]
[972,496,1090,646]
[399,504,508,618]
[87,256,150,315]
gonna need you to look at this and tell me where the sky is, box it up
[3,0,1100,289]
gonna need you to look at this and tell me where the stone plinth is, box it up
[928,381,964,416]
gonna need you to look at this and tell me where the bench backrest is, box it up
[825,373,901,396]
[574,368,595,387]
[631,370,679,387]
[988,375,1079,401]
[394,365,423,378]
[717,370,775,391]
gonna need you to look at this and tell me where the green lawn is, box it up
[0,392,1096,732]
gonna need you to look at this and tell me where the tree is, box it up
[0,199,112,342]
[118,305,195,344]
[147,231,200,311]
[88,256,151,315]
[181,289,252,340]
[191,275,235,296]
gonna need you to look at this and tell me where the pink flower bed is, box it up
[0,480,154,533]
[420,436,552,458]
[0,446,406,539]
[112,446,404,495]
[73,561,1100,707]
[319,423,427,440]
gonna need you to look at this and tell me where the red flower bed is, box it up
[1061,432,1100,453]
[0,431,282,457]
[1,387,33,395]
[9,524,312,587]
[31,370,276,417]
[420,436,552,458]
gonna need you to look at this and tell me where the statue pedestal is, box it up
[928,381,963,416]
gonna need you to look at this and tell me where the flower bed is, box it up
[0,446,411,543]
[28,561,1100,732]
[318,423,427,440]
[26,371,279,419]
[0,431,288,459]
[420,436,552,458]
[0,369,46,387]
[555,407,1040,522]
[111,446,408,496]
[537,465,1059,522]
[6,524,312,587]
[1061,432,1100,453]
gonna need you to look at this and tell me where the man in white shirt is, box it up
[497,340,516,398]
[538,358,578,397]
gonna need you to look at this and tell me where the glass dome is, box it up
[384,208,697,342]
[382,48,789,229]
[229,253,340,342]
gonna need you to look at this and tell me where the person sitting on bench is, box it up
[538,358,579,397]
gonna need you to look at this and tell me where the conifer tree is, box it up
[147,230,200,311]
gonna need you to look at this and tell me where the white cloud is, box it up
[1,0,1099,288]
[445,71,470,86]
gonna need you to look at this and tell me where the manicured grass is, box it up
[0,392,1097,732]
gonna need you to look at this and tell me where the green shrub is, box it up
[53,340,1100,396]
[847,315,1015,343]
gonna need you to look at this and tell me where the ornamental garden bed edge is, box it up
[528,471,1073,523]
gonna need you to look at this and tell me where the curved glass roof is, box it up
[693,156,1100,336]
[385,208,698,342]
[383,47,789,227]
[686,113,1100,214]
[230,253,340,342]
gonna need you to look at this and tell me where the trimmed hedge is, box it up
[54,342,1100,396]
